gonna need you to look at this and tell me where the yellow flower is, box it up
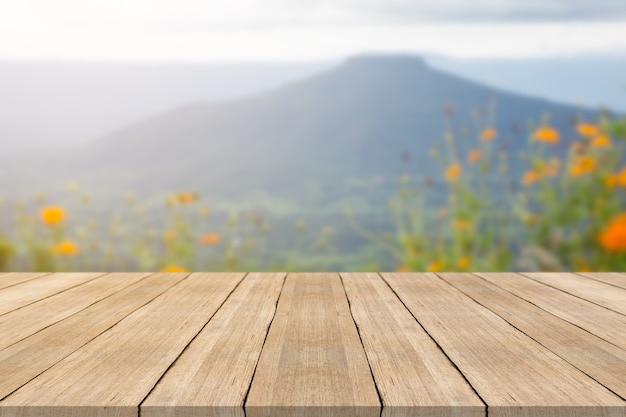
[468,150,482,165]
[164,230,177,241]
[590,135,611,149]
[51,241,78,256]
[570,156,595,177]
[480,128,496,141]
[457,257,469,269]
[598,213,626,252]
[199,233,221,245]
[428,261,443,272]
[40,206,65,227]
[445,163,462,181]
[533,127,559,144]
[522,171,540,185]
[576,123,599,137]
[395,265,410,272]
[161,265,188,272]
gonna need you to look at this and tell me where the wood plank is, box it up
[577,272,626,290]
[473,272,626,350]
[0,272,189,400]
[0,272,104,316]
[245,272,380,417]
[0,272,245,417]
[0,272,152,351]
[0,273,50,290]
[141,272,286,417]
[522,272,626,315]
[380,272,626,417]
[340,272,485,417]
[439,272,626,399]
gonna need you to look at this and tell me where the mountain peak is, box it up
[344,54,428,69]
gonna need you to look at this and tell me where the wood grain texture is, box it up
[340,272,485,417]
[522,272,626,315]
[0,272,104,315]
[0,272,151,351]
[380,272,626,417]
[0,272,189,401]
[577,272,626,290]
[473,272,626,350]
[245,273,380,417]
[439,272,626,399]
[0,273,245,417]
[142,272,286,417]
[0,273,50,291]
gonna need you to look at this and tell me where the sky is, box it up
[0,0,626,62]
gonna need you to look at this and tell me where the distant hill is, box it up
[2,54,600,207]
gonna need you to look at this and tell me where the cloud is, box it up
[3,0,626,35]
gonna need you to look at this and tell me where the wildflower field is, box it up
[1,108,625,273]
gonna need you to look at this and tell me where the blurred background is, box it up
[0,0,625,272]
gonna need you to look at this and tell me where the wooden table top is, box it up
[0,272,625,417]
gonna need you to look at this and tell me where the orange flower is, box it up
[591,135,611,149]
[445,163,462,181]
[598,213,626,252]
[533,127,559,144]
[480,128,496,141]
[468,150,482,165]
[570,156,595,177]
[164,230,177,241]
[522,171,540,185]
[606,168,626,187]
[177,192,197,205]
[161,265,188,272]
[395,265,410,272]
[40,206,65,227]
[199,233,221,245]
[457,257,469,269]
[51,241,78,256]
[428,261,443,272]
[453,219,472,231]
[576,123,599,137]
[437,207,447,218]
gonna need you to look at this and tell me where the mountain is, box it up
[2,54,599,206]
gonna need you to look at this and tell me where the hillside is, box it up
[1,54,598,207]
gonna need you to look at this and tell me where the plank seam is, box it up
[378,272,489,415]
[0,272,192,403]
[472,273,626,352]
[0,272,108,317]
[519,272,626,317]
[241,272,288,417]
[338,273,383,417]
[448,273,626,402]
[137,272,250,417]
[574,272,626,291]
[0,272,53,291]
[0,273,157,352]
